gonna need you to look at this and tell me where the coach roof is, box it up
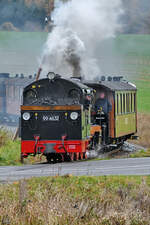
[85,81,137,91]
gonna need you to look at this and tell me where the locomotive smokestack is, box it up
[73,65,81,78]
[35,67,42,81]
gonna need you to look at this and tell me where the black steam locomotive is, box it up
[21,72,137,162]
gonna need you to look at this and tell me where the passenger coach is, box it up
[85,78,137,145]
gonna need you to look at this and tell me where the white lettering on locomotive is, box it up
[69,145,76,149]
[42,115,60,121]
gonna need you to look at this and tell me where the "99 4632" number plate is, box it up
[42,115,60,122]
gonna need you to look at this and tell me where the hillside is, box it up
[0,31,47,75]
[0,0,54,31]
[1,0,150,34]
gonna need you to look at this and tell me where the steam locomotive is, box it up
[21,72,137,162]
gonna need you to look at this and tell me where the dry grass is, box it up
[0,128,21,165]
[1,176,150,224]
[134,113,150,148]
[0,128,9,148]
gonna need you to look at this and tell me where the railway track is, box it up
[121,142,147,152]
[87,142,147,160]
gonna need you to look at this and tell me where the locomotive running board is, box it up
[21,105,81,111]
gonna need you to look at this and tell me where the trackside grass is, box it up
[0,128,21,165]
[130,149,150,158]
[0,138,45,166]
[0,128,46,165]
[1,176,150,224]
[0,140,21,166]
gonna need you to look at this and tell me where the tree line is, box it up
[0,0,150,33]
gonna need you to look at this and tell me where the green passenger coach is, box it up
[115,90,137,137]
[85,79,137,144]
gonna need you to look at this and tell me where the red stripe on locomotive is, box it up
[21,140,89,157]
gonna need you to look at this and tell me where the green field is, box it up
[0,31,47,75]
[102,35,150,113]
[115,35,150,57]
[0,32,150,112]
[133,77,150,113]
[115,35,150,113]
[0,31,47,51]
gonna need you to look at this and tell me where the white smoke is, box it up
[41,0,123,79]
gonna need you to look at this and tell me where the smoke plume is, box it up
[41,0,123,79]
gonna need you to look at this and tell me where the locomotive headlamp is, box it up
[22,112,31,121]
[47,72,55,80]
[86,89,91,94]
[70,112,78,120]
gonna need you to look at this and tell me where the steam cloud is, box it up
[41,0,123,79]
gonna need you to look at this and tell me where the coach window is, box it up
[134,93,136,112]
[123,93,125,113]
[131,93,133,112]
[130,93,132,112]
[128,93,130,112]
[120,93,123,114]
[116,94,119,115]
[126,93,129,113]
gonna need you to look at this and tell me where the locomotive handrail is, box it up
[33,135,40,156]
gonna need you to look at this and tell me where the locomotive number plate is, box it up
[42,115,60,122]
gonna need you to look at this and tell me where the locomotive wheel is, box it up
[76,153,79,161]
[61,154,65,162]
[69,153,74,162]
[64,153,71,162]
[74,153,77,161]
[20,153,24,164]
[46,154,51,163]
[83,152,87,159]
[79,153,83,160]
[57,154,63,163]
[46,154,57,164]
